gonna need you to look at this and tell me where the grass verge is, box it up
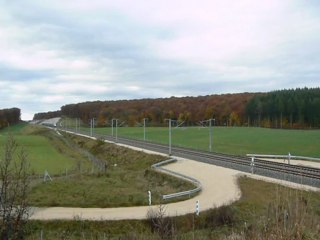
[29,132,196,207]
[26,176,320,239]
[0,124,90,174]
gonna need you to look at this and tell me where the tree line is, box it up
[33,110,61,120]
[33,88,320,128]
[34,93,255,127]
[246,88,320,128]
[0,107,21,129]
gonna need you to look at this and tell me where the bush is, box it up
[147,205,175,239]
[204,205,237,229]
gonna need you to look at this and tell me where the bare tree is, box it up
[0,135,31,239]
[147,204,175,239]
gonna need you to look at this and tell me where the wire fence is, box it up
[246,153,320,162]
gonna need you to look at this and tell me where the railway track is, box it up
[60,127,320,188]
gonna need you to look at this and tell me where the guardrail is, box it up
[56,127,203,200]
[247,154,320,162]
[151,158,202,200]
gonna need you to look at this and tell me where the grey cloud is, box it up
[1,1,320,119]
[0,64,54,81]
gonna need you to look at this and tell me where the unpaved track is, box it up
[31,129,319,221]
[30,158,242,221]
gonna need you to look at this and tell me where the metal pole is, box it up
[213,118,215,149]
[111,119,114,137]
[90,119,93,137]
[115,119,118,142]
[143,118,147,141]
[169,119,172,155]
[209,119,212,152]
[93,118,95,137]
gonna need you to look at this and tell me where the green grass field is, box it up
[0,124,88,174]
[28,133,195,207]
[83,126,320,158]
[1,124,198,208]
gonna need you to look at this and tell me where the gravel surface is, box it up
[30,158,242,220]
[30,136,319,221]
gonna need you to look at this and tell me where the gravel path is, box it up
[30,158,242,221]
[30,133,319,221]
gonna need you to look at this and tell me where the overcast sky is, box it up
[1,0,320,120]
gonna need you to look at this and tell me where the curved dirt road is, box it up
[31,158,242,220]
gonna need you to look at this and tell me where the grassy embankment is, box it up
[1,123,196,207]
[26,177,320,239]
[0,123,88,174]
[80,125,320,157]
[29,132,195,207]
[2,123,320,238]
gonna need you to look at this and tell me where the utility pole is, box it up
[169,119,172,155]
[111,119,114,137]
[165,119,173,155]
[202,118,215,152]
[90,118,95,137]
[209,119,212,152]
[93,118,95,137]
[143,118,148,141]
[112,119,118,142]
[90,119,92,136]
[116,119,118,142]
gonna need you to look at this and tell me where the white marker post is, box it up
[288,152,291,165]
[148,190,152,206]
[44,170,52,182]
[196,200,200,216]
[251,157,255,174]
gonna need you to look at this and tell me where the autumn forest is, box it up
[31,88,320,129]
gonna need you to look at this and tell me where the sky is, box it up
[1,0,320,120]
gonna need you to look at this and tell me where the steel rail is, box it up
[59,127,320,187]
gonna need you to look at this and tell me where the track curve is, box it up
[63,127,320,188]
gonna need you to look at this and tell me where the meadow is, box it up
[0,124,86,174]
[28,132,195,207]
[1,123,320,238]
[2,122,320,239]
[0,124,195,207]
[82,126,320,158]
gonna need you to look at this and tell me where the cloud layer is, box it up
[1,0,320,119]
